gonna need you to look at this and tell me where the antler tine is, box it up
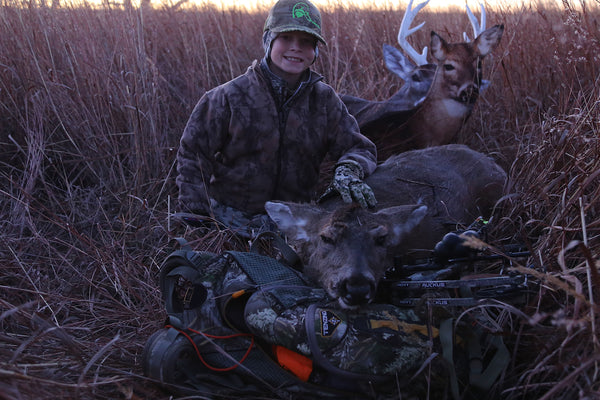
[463,3,486,42]
[397,0,430,66]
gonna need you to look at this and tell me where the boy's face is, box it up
[269,31,317,84]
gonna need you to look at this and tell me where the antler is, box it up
[463,3,486,42]
[397,0,430,66]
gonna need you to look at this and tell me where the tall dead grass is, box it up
[1,0,599,398]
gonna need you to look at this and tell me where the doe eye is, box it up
[320,234,335,245]
[443,64,455,71]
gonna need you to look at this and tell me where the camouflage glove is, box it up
[209,199,253,230]
[210,200,278,238]
[332,161,377,208]
[247,214,277,233]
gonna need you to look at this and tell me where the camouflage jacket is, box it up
[176,59,377,215]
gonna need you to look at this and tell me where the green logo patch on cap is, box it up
[292,2,320,29]
[264,0,326,46]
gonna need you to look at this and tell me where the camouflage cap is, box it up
[264,0,327,46]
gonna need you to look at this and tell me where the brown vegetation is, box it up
[1,0,599,398]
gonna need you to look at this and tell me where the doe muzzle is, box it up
[341,274,376,306]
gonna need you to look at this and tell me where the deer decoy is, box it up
[342,0,504,159]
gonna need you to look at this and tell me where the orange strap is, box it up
[273,345,313,382]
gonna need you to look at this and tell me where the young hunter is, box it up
[176,0,377,234]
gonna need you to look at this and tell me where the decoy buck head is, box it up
[342,0,504,159]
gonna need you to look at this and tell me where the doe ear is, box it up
[376,204,428,245]
[264,201,321,243]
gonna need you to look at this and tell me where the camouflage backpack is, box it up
[142,234,509,399]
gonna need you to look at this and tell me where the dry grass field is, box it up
[1,0,599,398]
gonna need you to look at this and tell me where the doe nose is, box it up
[342,275,375,306]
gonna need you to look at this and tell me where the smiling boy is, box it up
[269,31,317,86]
[176,0,377,235]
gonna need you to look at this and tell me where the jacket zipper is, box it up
[271,79,310,200]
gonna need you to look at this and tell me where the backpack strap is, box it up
[163,265,205,316]
[467,329,510,391]
[440,318,510,399]
[440,318,461,400]
[159,248,217,324]
[173,237,193,251]
[250,231,303,272]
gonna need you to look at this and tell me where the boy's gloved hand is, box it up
[209,200,276,238]
[210,199,252,229]
[332,161,377,208]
